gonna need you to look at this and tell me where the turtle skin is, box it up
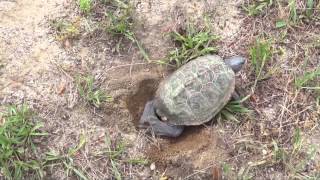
[153,55,235,126]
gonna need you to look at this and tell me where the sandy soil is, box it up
[1,0,319,179]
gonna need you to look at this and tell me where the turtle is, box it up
[139,55,245,137]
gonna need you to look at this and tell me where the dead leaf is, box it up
[212,165,222,180]
[57,83,66,95]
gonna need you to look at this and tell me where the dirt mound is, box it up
[147,127,226,179]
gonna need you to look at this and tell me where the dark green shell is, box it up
[154,55,235,125]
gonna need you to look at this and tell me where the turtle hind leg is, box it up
[150,120,185,138]
[139,100,184,138]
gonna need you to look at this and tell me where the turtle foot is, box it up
[139,100,184,138]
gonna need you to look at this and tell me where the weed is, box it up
[276,20,287,28]
[242,0,273,16]
[79,0,92,14]
[219,99,250,123]
[271,129,318,177]
[289,0,298,24]
[250,38,272,77]
[44,134,88,180]
[102,131,125,179]
[295,68,320,89]
[105,0,150,61]
[0,105,47,180]
[249,37,280,92]
[76,75,113,108]
[295,68,320,102]
[222,163,231,174]
[50,19,81,42]
[162,24,218,68]
[306,0,315,18]
[126,158,149,165]
[92,131,149,178]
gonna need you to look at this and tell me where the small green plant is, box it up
[250,38,272,78]
[295,68,320,89]
[162,25,218,68]
[103,131,125,179]
[93,131,148,179]
[295,68,320,102]
[276,20,287,28]
[79,0,92,14]
[289,0,298,24]
[76,75,113,108]
[242,0,273,16]
[219,99,250,123]
[271,129,318,176]
[106,0,150,61]
[0,105,47,180]
[306,0,315,18]
[44,135,88,180]
[50,19,80,41]
[126,158,149,165]
[222,163,232,175]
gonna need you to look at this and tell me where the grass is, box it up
[160,24,219,68]
[219,99,250,123]
[76,75,113,108]
[79,0,92,14]
[250,38,272,78]
[295,68,320,89]
[105,0,150,62]
[305,0,315,18]
[271,129,318,177]
[289,0,298,24]
[92,131,149,179]
[295,68,320,102]
[104,131,123,179]
[242,0,273,16]
[50,19,81,42]
[249,38,280,92]
[0,105,47,180]
[43,134,88,180]
[229,128,319,179]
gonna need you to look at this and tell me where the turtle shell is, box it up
[154,55,235,126]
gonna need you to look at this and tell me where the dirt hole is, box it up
[126,78,159,128]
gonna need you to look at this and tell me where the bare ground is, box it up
[0,0,319,179]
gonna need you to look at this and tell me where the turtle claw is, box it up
[139,100,184,138]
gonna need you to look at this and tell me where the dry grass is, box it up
[216,0,320,178]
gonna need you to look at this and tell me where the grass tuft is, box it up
[44,134,88,180]
[0,105,47,180]
[50,19,81,42]
[76,75,113,108]
[271,129,318,177]
[219,99,250,123]
[250,38,272,78]
[295,68,320,102]
[79,0,92,14]
[242,0,273,16]
[161,24,219,68]
[92,131,149,179]
[295,68,320,89]
[105,0,150,62]
[289,0,298,24]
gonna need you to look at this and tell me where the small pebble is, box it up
[262,149,267,155]
[150,162,156,171]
